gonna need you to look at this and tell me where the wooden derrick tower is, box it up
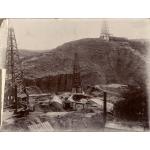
[100,20,110,41]
[72,52,82,93]
[5,27,29,114]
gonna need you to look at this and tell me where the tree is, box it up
[114,85,148,128]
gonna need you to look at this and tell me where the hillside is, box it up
[21,38,148,88]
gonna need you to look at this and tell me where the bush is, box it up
[114,85,148,123]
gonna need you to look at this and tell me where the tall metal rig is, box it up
[72,52,82,93]
[100,20,110,41]
[5,27,29,114]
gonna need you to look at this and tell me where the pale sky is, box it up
[7,18,150,50]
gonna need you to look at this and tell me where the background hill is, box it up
[20,38,148,89]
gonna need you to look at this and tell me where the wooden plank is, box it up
[28,121,54,131]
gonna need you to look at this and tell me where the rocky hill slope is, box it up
[20,38,148,88]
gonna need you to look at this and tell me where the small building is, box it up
[18,93,28,101]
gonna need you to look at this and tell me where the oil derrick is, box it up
[5,27,29,114]
[72,52,82,93]
[100,20,110,41]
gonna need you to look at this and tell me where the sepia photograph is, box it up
[0,18,149,131]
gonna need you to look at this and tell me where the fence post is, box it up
[103,92,107,127]
[14,85,18,113]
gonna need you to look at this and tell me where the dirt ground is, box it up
[1,110,105,131]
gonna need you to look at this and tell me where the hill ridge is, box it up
[21,37,147,87]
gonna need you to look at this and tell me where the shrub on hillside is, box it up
[114,85,148,124]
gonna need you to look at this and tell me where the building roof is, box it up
[18,93,27,98]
